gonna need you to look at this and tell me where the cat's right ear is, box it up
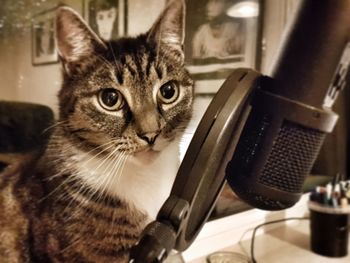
[55,6,107,74]
[147,0,185,62]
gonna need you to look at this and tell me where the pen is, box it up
[332,173,341,193]
[340,186,348,208]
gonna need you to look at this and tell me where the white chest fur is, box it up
[69,139,180,220]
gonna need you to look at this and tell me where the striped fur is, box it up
[0,1,193,262]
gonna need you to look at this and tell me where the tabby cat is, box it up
[0,0,193,262]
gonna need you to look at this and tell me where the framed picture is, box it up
[84,0,127,41]
[31,7,59,66]
[185,0,261,93]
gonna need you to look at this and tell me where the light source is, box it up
[227,1,259,18]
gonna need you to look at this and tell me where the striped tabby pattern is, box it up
[0,0,193,262]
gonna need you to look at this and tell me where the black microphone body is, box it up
[227,0,350,210]
[226,79,334,210]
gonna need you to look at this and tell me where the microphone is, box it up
[226,0,350,210]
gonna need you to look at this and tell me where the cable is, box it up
[250,217,310,263]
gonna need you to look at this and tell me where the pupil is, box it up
[161,84,175,99]
[102,90,118,107]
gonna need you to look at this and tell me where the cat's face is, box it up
[55,0,193,155]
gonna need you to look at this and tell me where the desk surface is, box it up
[190,220,350,263]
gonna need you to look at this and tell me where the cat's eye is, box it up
[98,88,125,111]
[158,81,179,104]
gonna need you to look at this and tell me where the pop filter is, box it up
[130,68,262,262]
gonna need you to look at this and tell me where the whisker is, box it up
[42,120,68,135]
[108,42,119,68]
[96,55,114,69]
[63,153,119,219]
[98,152,124,205]
[79,145,121,206]
[95,150,123,203]
[45,141,117,182]
[41,141,119,203]
[59,236,85,254]
[112,152,127,185]
[39,174,81,203]
[111,153,128,196]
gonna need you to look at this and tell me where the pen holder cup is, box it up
[309,202,350,257]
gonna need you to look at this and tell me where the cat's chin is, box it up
[133,149,161,164]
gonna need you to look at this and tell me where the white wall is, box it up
[127,0,166,36]
[0,38,20,101]
[15,33,62,113]
[0,0,83,113]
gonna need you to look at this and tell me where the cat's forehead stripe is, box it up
[108,68,119,84]
[135,54,145,81]
[125,63,137,78]
[116,70,124,85]
[145,58,152,77]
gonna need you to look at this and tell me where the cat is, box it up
[0,0,194,262]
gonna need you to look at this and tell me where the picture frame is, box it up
[184,0,261,93]
[31,7,59,66]
[84,0,127,41]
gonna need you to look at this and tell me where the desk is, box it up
[190,220,350,263]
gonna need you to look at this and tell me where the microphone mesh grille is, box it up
[258,121,326,193]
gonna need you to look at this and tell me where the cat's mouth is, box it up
[123,144,159,156]
[112,135,171,155]
[132,139,167,156]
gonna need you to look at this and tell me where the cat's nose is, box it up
[138,131,160,145]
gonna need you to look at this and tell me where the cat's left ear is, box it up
[55,6,107,74]
[147,0,185,61]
